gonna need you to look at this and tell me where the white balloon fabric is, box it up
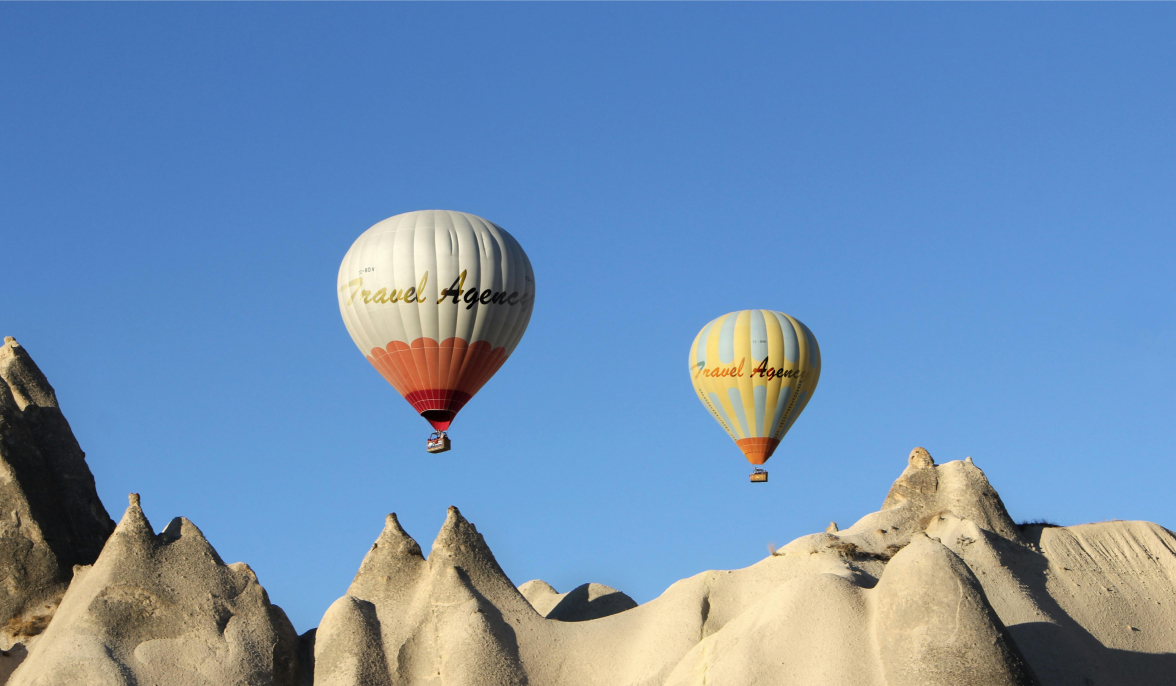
[337,210,535,431]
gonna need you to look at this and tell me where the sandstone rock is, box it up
[779,447,1023,570]
[518,579,562,616]
[0,338,114,652]
[313,448,1176,686]
[881,447,1021,541]
[315,507,532,686]
[544,583,637,622]
[872,534,1038,686]
[5,356,1173,686]
[518,581,636,622]
[664,573,879,686]
[8,494,303,686]
[662,535,1041,686]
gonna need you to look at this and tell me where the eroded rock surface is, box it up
[0,338,114,654]
[3,342,1173,686]
[315,509,532,686]
[315,447,1175,686]
[8,495,303,686]
[519,581,637,622]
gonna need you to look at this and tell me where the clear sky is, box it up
[3,4,1173,633]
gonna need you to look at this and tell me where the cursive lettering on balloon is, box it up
[693,357,809,381]
[751,358,801,379]
[339,271,532,309]
[695,358,745,379]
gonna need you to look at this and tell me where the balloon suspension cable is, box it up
[749,468,768,483]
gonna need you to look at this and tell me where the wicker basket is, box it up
[426,434,451,454]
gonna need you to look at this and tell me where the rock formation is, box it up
[518,580,637,621]
[0,338,114,655]
[313,447,1176,686]
[9,494,305,686]
[4,337,1176,685]
[314,509,533,686]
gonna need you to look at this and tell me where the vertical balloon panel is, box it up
[689,310,820,466]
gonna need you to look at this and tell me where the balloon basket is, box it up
[749,468,768,483]
[426,432,451,454]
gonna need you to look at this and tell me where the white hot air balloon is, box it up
[337,210,535,452]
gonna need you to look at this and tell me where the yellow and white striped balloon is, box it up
[688,310,821,465]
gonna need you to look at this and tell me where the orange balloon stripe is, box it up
[437,337,458,390]
[443,337,467,390]
[367,347,408,395]
[736,437,780,466]
[368,341,421,394]
[454,341,489,394]
[410,338,435,391]
[395,340,428,394]
[366,337,508,421]
[453,341,507,397]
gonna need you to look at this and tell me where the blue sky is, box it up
[2,4,1173,633]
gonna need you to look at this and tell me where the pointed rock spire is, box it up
[378,513,424,558]
[0,339,115,647]
[880,448,1020,541]
[882,448,939,510]
[159,517,184,542]
[428,507,531,615]
[120,493,152,535]
[100,493,156,561]
[0,338,57,411]
[12,494,303,686]
[909,447,935,469]
[348,513,426,603]
[432,503,500,569]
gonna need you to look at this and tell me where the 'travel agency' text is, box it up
[340,270,533,310]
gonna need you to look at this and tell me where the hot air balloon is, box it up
[337,210,535,453]
[689,310,821,482]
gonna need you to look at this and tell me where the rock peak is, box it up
[346,513,427,603]
[380,513,423,555]
[431,505,482,557]
[15,498,303,685]
[425,506,530,613]
[0,338,115,649]
[112,492,154,544]
[909,447,935,469]
[0,337,58,410]
[882,451,1021,541]
[546,583,638,622]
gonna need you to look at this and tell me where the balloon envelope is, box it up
[688,310,821,465]
[337,210,535,431]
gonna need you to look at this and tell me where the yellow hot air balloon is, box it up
[688,310,821,482]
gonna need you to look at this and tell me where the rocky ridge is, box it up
[0,338,115,672]
[10,494,304,686]
[517,580,637,622]
[4,338,1176,685]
